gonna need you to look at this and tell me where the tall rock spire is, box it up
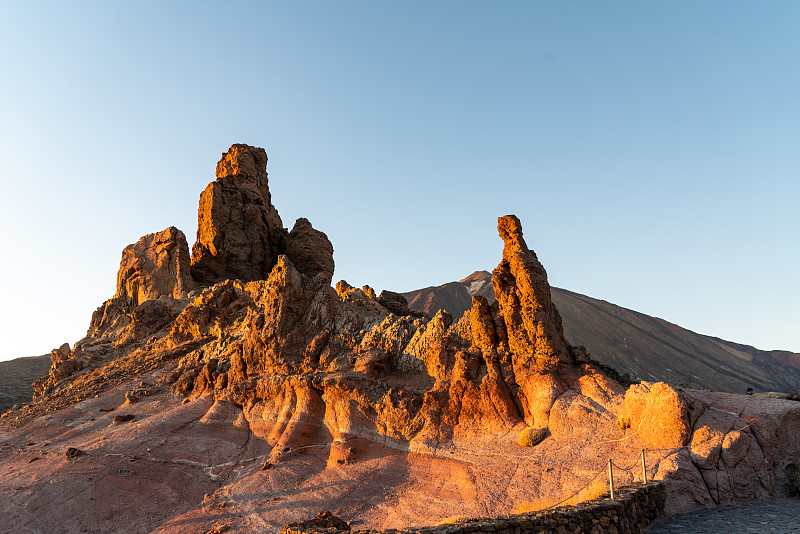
[190,144,335,285]
[492,215,571,368]
[492,215,573,427]
[191,144,287,284]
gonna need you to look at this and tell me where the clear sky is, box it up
[0,2,798,362]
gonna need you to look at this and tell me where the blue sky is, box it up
[0,2,798,361]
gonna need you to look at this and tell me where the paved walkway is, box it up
[645,499,800,533]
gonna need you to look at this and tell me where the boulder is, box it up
[377,290,414,316]
[282,511,350,533]
[620,381,691,449]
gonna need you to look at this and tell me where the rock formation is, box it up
[115,226,197,307]
[493,215,571,369]
[404,270,800,395]
[30,144,334,398]
[190,144,335,288]
[285,217,335,285]
[191,144,288,284]
[4,146,800,534]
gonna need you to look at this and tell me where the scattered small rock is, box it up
[284,511,350,532]
[112,414,135,424]
[65,447,85,458]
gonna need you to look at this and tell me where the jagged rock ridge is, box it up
[403,271,800,394]
[33,144,336,396]
[3,145,799,534]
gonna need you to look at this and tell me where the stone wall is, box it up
[283,482,665,534]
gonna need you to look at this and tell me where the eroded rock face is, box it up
[285,217,335,285]
[477,215,576,427]
[115,226,197,307]
[34,226,201,395]
[191,144,288,285]
[14,148,800,534]
[493,215,571,369]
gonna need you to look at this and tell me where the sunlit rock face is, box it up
[493,215,571,370]
[115,226,197,307]
[9,146,800,534]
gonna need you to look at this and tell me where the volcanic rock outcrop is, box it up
[404,271,800,395]
[115,226,197,307]
[191,144,287,284]
[285,217,335,285]
[31,144,334,397]
[5,146,800,534]
[191,144,334,286]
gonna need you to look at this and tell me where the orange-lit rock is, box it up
[9,147,800,534]
[493,215,571,369]
[619,381,692,449]
[115,226,197,307]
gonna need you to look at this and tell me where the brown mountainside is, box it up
[0,355,51,413]
[403,271,800,394]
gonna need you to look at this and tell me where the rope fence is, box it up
[533,444,690,513]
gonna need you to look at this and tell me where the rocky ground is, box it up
[2,144,799,533]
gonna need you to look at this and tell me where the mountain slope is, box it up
[0,354,50,413]
[403,271,800,394]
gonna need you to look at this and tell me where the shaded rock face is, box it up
[283,511,350,533]
[285,217,335,285]
[377,290,417,317]
[115,226,197,307]
[190,144,335,287]
[403,281,473,319]
[191,144,288,285]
